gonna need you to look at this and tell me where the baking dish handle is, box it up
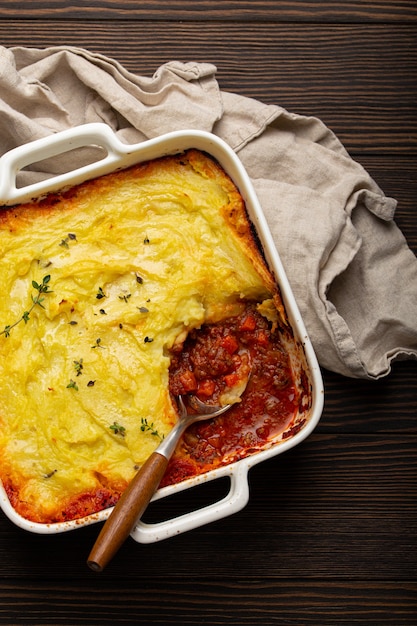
[130,463,250,544]
[0,123,127,205]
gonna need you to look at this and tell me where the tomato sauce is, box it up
[161,303,299,487]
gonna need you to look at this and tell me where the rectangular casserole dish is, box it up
[0,123,323,543]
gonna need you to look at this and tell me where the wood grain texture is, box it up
[1,21,415,155]
[320,363,417,432]
[1,0,417,22]
[0,2,416,624]
[0,580,416,625]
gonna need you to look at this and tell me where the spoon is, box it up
[87,393,241,572]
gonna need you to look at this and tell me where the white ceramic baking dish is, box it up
[0,123,323,542]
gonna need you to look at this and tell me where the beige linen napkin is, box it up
[0,45,416,379]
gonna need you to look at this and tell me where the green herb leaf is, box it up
[59,234,77,248]
[96,287,106,300]
[1,275,52,338]
[140,417,164,441]
[109,422,126,437]
[73,359,83,376]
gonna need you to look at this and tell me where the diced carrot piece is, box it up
[220,334,239,354]
[197,379,216,397]
[255,329,269,346]
[239,314,256,332]
[179,370,197,392]
[224,373,239,388]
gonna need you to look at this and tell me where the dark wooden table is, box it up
[0,2,416,624]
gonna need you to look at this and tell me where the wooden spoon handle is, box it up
[87,451,168,572]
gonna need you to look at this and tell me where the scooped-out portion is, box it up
[164,301,304,486]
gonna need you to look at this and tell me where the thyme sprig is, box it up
[140,417,164,441]
[1,275,52,337]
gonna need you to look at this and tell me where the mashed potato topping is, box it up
[0,149,282,523]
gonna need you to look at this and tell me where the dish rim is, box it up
[0,124,324,539]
